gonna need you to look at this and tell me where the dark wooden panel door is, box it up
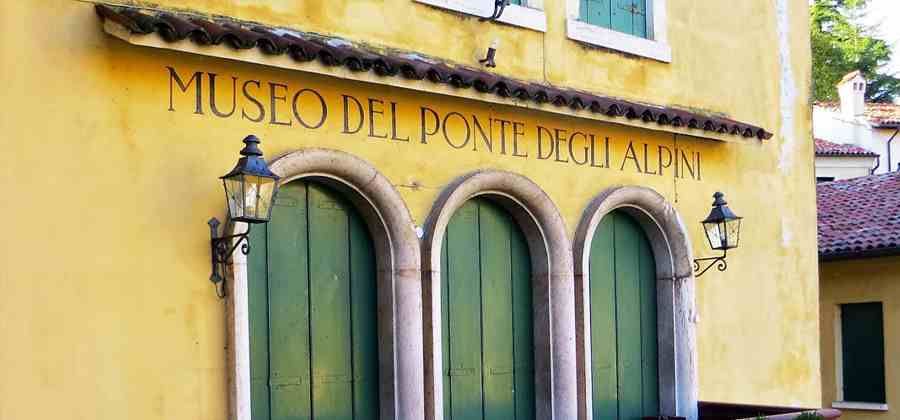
[248,181,379,420]
[441,198,534,420]
[589,210,658,420]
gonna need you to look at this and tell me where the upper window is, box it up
[580,0,649,39]
[566,0,671,62]
[833,302,888,411]
[415,0,547,32]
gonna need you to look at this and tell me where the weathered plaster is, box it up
[0,2,819,419]
[776,0,797,173]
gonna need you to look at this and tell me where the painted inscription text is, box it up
[167,67,702,180]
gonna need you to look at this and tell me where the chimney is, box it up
[837,70,866,117]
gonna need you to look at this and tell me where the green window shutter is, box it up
[582,0,650,39]
[508,0,524,5]
[441,198,534,420]
[248,181,380,420]
[581,0,612,29]
[589,210,659,419]
[631,0,648,38]
[841,302,886,404]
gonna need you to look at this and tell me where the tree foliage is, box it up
[811,0,900,103]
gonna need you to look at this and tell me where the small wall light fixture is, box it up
[208,135,280,297]
[693,192,742,277]
[480,39,500,68]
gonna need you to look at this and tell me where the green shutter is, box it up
[267,183,312,420]
[581,0,612,28]
[841,302,886,404]
[508,0,524,5]
[589,216,618,420]
[248,181,380,420]
[581,0,650,39]
[249,224,273,420]
[442,198,534,420]
[639,233,659,416]
[589,210,659,419]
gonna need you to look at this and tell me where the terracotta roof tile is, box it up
[814,138,878,157]
[94,3,773,140]
[818,172,900,259]
[815,101,900,127]
[838,70,863,85]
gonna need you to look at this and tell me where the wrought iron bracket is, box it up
[693,249,728,277]
[208,217,252,298]
[480,0,510,22]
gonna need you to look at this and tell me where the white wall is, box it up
[813,107,900,174]
[814,155,878,180]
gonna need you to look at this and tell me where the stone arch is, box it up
[573,185,698,420]
[421,170,577,420]
[227,148,424,420]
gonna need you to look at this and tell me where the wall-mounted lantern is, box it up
[208,135,280,297]
[693,192,742,277]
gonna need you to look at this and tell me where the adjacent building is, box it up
[1,2,822,420]
[813,71,900,174]
[814,138,879,182]
[818,173,900,419]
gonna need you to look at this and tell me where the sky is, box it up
[863,0,900,75]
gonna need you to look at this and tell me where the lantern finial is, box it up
[712,191,726,206]
[239,135,263,157]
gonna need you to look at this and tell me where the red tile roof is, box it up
[94,3,774,140]
[815,101,900,127]
[814,138,878,157]
[838,70,863,85]
[818,172,900,260]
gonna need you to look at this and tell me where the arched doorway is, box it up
[589,210,658,419]
[440,197,534,420]
[247,180,380,420]
[574,186,698,420]
[422,170,577,420]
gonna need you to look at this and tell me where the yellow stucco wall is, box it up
[0,1,818,419]
[820,257,900,420]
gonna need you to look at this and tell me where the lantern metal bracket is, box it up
[208,217,252,298]
[693,249,727,277]
[480,0,510,22]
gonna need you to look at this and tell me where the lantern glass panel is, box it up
[703,220,723,250]
[243,175,261,220]
[724,218,741,249]
[255,176,278,222]
[224,175,245,221]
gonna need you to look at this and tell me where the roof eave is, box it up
[819,246,900,262]
[94,3,773,143]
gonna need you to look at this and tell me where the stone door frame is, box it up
[573,185,699,420]
[226,148,425,420]
[421,170,578,420]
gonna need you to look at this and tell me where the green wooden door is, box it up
[441,198,534,420]
[589,210,658,420]
[248,181,380,420]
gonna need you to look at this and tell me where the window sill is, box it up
[415,0,546,32]
[566,18,672,63]
[495,5,547,32]
[832,401,889,411]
